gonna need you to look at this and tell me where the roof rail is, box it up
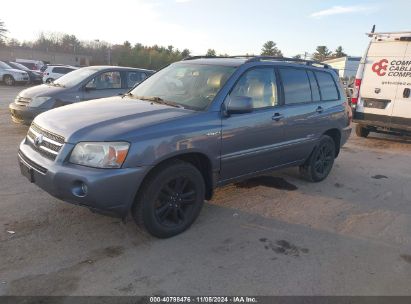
[183,56,233,61]
[182,55,330,68]
[366,31,411,36]
[245,56,330,68]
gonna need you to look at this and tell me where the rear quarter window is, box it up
[52,67,64,74]
[315,71,339,101]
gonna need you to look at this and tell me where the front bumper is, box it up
[9,102,45,125]
[18,139,150,217]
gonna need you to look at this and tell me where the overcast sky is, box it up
[2,0,411,57]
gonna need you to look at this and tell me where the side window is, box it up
[307,71,321,102]
[230,67,277,109]
[64,68,75,74]
[127,71,147,88]
[53,67,63,74]
[85,71,122,90]
[279,68,311,104]
[315,71,339,101]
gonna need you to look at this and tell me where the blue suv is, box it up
[18,56,352,238]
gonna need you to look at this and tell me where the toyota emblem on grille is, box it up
[34,134,44,146]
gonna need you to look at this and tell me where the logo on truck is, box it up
[373,59,411,78]
[372,59,388,76]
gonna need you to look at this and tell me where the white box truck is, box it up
[353,31,411,137]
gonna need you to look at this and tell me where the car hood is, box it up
[34,96,194,143]
[18,84,65,98]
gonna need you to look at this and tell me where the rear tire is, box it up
[132,160,205,238]
[4,75,15,86]
[45,78,54,83]
[300,135,336,182]
[355,124,370,138]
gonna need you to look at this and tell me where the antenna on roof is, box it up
[368,25,376,37]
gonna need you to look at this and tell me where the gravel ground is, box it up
[0,85,410,295]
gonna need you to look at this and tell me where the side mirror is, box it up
[225,96,253,115]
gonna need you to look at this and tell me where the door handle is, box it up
[403,88,410,98]
[316,106,324,113]
[272,113,284,121]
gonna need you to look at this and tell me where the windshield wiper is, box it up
[132,95,184,108]
[48,82,65,88]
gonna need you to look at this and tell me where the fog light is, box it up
[72,181,88,197]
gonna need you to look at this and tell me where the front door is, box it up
[220,67,285,181]
[82,71,125,101]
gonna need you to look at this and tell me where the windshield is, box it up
[129,63,236,111]
[0,61,12,69]
[53,67,98,87]
[10,62,29,71]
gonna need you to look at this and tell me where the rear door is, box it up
[126,71,148,89]
[274,67,320,163]
[390,39,411,128]
[358,39,408,124]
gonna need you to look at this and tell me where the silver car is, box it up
[0,61,29,86]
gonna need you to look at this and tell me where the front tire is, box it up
[132,160,205,238]
[355,124,370,138]
[4,75,15,86]
[300,135,336,182]
[45,78,54,83]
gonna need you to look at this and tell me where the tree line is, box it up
[0,19,348,70]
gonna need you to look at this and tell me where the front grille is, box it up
[26,123,65,160]
[18,150,47,174]
[15,96,31,106]
[30,123,65,144]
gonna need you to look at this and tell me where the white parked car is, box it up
[353,31,411,137]
[42,65,77,83]
[0,61,29,86]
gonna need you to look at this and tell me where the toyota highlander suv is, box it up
[17,56,352,238]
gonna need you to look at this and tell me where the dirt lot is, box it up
[0,85,411,295]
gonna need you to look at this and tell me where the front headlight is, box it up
[30,96,52,107]
[69,142,130,168]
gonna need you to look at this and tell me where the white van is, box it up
[353,31,411,137]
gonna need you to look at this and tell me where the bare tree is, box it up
[0,19,8,40]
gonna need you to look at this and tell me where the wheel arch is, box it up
[130,151,215,214]
[3,74,14,81]
[323,128,341,157]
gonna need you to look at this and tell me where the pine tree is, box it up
[261,41,283,57]
[312,46,332,61]
[334,46,347,58]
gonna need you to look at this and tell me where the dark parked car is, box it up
[17,56,352,238]
[9,66,155,124]
[6,61,43,84]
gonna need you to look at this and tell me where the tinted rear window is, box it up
[315,71,339,101]
[52,67,64,73]
[279,68,311,104]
